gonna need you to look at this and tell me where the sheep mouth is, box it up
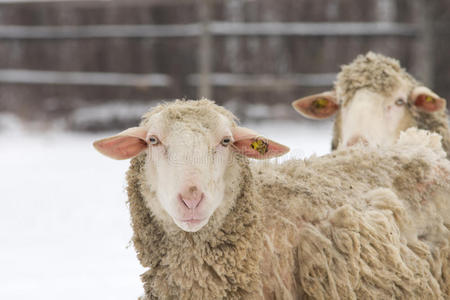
[177,218,207,225]
[174,217,209,232]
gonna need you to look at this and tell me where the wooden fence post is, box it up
[198,0,212,99]
[412,0,434,88]
[375,0,396,22]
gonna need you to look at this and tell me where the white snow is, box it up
[70,102,155,125]
[0,115,332,299]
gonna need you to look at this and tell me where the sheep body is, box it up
[256,129,449,299]
[123,101,450,300]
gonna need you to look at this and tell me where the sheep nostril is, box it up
[179,193,204,209]
[179,194,188,208]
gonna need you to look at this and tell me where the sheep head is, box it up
[94,99,289,232]
[292,52,447,150]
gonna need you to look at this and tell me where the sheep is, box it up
[291,52,450,158]
[94,99,450,299]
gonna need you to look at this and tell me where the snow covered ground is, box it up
[0,114,332,300]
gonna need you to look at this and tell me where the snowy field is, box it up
[0,114,332,300]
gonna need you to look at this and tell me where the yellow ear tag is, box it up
[314,98,329,109]
[250,139,269,155]
[425,96,434,103]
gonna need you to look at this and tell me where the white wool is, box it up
[397,128,446,158]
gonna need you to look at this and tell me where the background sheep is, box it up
[291,52,450,158]
[94,99,450,299]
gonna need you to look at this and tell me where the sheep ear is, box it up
[93,127,148,160]
[292,91,339,119]
[231,127,290,159]
[411,86,446,112]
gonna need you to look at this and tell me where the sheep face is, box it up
[142,111,236,232]
[93,100,289,232]
[338,78,416,148]
[292,52,447,150]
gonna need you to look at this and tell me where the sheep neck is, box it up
[126,154,264,299]
[411,108,450,159]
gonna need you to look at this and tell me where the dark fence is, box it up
[0,0,448,124]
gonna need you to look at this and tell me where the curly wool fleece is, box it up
[332,52,450,157]
[335,51,417,106]
[125,100,449,299]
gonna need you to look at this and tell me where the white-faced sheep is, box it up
[291,52,450,157]
[94,99,450,299]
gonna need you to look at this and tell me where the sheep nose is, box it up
[179,186,204,209]
[346,135,369,147]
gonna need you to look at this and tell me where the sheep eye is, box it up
[148,135,160,145]
[395,98,406,106]
[221,137,232,147]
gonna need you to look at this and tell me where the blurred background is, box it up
[0,0,448,129]
[0,0,449,299]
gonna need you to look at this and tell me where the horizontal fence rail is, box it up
[0,24,200,39]
[188,73,337,88]
[210,22,418,36]
[0,0,197,5]
[0,22,419,39]
[0,0,108,3]
[0,69,171,86]
[0,69,337,88]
